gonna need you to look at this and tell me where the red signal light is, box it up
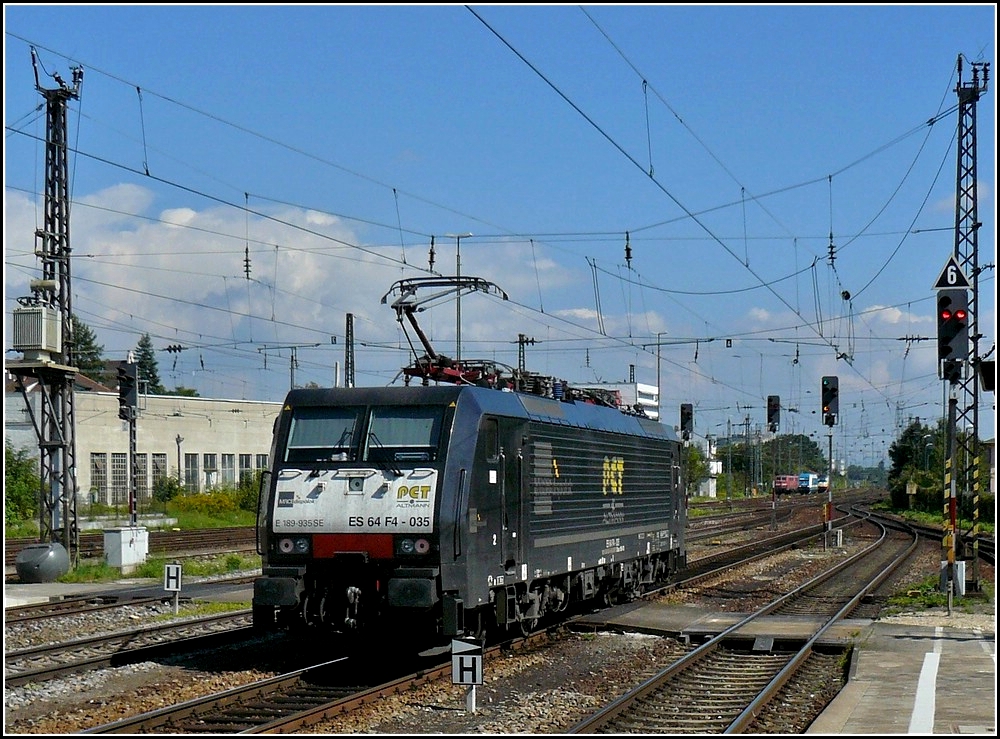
[954,309,967,321]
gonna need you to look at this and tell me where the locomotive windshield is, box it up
[285,406,362,462]
[365,405,444,462]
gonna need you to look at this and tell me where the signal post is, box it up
[820,377,839,550]
[934,257,971,610]
[767,396,779,530]
[104,357,149,573]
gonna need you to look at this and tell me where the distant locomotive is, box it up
[252,277,687,647]
[773,475,800,495]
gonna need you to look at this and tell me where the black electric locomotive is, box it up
[253,275,686,646]
[252,380,687,643]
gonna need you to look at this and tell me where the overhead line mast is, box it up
[9,50,84,563]
[951,56,989,591]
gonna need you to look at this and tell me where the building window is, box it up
[221,454,236,486]
[136,453,149,503]
[203,453,218,490]
[111,452,128,506]
[256,453,269,471]
[90,453,108,506]
[239,453,253,485]
[152,453,167,497]
[184,453,199,492]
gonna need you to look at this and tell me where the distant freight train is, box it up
[251,380,687,645]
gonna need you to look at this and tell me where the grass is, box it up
[154,601,252,619]
[165,510,256,529]
[911,509,995,536]
[884,575,995,615]
[5,519,41,538]
[5,509,256,539]
[58,552,261,583]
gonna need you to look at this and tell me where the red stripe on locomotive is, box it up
[312,533,394,559]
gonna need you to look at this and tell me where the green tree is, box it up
[847,462,888,488]
[5,441,40,526]
[134,333,165,394]
[70,314,107,384]
[887,420,993,525]
[237,469,264,512]
[152,474,184,504]
[683,443,710,497]
[888,420,939,510]
[164,386,200,397]
[717,432,825,497]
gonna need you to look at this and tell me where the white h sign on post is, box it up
[164,562,182,614]
[451,638,484,712]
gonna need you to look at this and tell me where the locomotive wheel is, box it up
[301,592,318,626]
[518,616,537,636]
[468,610,487,641]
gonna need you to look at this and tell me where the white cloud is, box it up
[865,304,930,326]
[160,207,198,227]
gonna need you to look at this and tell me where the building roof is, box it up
[5,368,115,394]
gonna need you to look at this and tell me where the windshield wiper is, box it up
[367,432,402,477]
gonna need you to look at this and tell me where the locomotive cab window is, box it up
[365,405,444,462]
[285,407,362,463]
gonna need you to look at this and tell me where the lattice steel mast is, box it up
[10,50,84,562]
[952,55,989,589]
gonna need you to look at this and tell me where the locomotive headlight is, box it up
[277,536,310,555]
[398,537,431,556]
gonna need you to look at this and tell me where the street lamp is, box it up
[175,435,184,487]
[445,232,472,361]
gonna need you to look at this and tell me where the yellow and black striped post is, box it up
[942,454,953,572]
[971,455,980,590]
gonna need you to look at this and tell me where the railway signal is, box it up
[766,395,780,432]
[680,403,693,440]
[821,376,838,426]
[117,362,138,420]
[936,289,968,383]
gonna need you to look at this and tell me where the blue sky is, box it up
[4,4,996,467]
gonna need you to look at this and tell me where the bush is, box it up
[236,470,263,513]
[153,475,184,504]
[170,489,242,517]
[5,442,39,526]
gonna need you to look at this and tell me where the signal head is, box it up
[936,289,969,366]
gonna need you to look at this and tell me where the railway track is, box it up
[79,514,911,735]
[7,503,991,734]
[4,526,257,575]
[63,513,876,733]
[82,628,560,734]
[5,609,256,687]
[6,526,257,570]
[4,573,257,625]
[564,514,917,733]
